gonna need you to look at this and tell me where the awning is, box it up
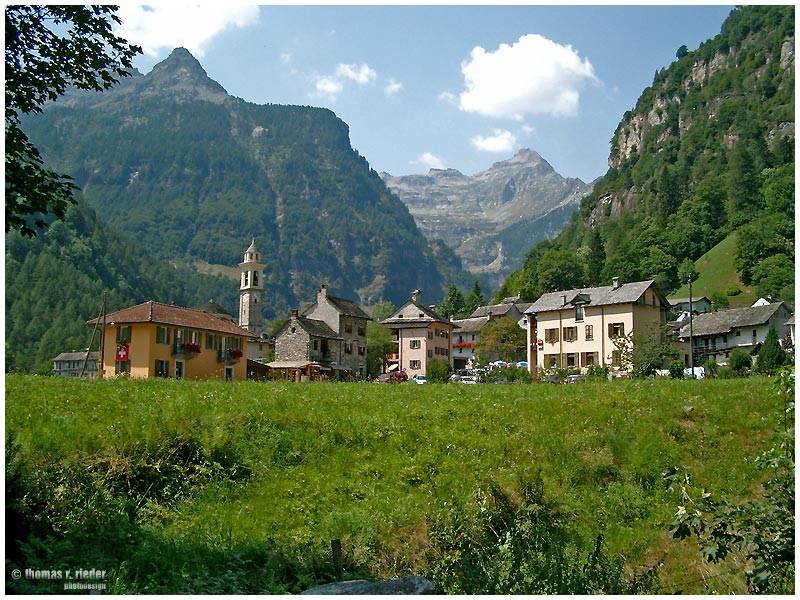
[265,361,314,369]
[388,363,399,371]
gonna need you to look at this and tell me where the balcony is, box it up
[217,347,244,364]
[172,341,201,359]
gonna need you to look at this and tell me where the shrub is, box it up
[702,358,719,378]
[426,359,452,383]
[728,348,752,375]
[725,287,742,296]
[669,359,685,379]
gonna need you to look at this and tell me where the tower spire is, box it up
[238,239,265,337]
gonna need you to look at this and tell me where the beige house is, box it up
[381,289,454,378]
[524,278,670,373]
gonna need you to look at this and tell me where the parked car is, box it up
[395,370,409,382]
[412,375,427,384]
[451,368,480,384]
[564,374,585,384]
[539,374,562,384]
[375,372,401,383]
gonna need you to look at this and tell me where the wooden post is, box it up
[331,538,343,582]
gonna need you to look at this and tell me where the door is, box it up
[175,360,184,379]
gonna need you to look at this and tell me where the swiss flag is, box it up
[116,344,129,362]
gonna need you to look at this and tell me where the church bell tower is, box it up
[238,238,265,337]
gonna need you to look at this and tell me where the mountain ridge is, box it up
[381,148,593,288]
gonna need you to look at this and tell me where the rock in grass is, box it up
[300,576,435,595]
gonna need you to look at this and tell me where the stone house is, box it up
[270,284,370,380]
[524,278,670,373]
[669,296,712,314]
[677,301,792,366]
[302,284,370,378]
[381,289,454,378]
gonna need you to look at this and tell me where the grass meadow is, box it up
[5,375,786,593]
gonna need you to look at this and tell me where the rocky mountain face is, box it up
[381,149,593,288]
[21,48,473,320]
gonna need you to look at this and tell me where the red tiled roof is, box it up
[87,301,251,336]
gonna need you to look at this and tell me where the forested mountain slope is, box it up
[496,5,794,305]
[5,202,235,372]
[20,48,470,319]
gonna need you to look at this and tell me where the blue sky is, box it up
[116,4,735,183]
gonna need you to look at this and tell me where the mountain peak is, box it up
[147,47,228,103]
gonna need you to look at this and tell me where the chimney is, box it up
[411,289,421,303]
[612,277,620,290]
[561,295,567,306]
[318,283,328,302]
[290,309,299,319]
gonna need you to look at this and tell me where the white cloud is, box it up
[115,5,260,59]
[279,52,292,65]
[313,62,377,101]
[438,91,457,104]
[413,153,446,170]
[384,78,403,96]
[470,129,518,153]
[335,63,377,84]
[459,33,597,120]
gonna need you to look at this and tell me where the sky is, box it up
[113,3,736,183]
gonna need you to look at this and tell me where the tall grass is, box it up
[5,375,780,593]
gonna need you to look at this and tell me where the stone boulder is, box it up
[299,576,435,595]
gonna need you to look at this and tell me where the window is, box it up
[545,328,559,343]
[358,326,366,337]
[345,342,353,354]
[115,360,130,375]
[575,304,584,322]
[156,326,170,345]
[544,354,560,368]
[116,325,132,344]
[580,352,598,367]
[344,323,353,334]
[427,350,433,359]
[205,333,218,350]
[410,339,421,349]
[585,325,594,340]
[611,350,622,367]
[253,272,258,286]
[410,360,421,370]
[563,326,578,342]
[608,323,625,338]
[155,359,170,377]
[564,352,577,367]
[428,331,434,339]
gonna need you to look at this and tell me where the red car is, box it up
[375,371,408,383]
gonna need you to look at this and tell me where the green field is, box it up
[5,375,789,594]
[670,231,757,307]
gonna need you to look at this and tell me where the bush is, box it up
[702,358,719,378]
[426,359,452,383]
[728,348,752,375]
[669,360,685,379]
[725,287,742,296]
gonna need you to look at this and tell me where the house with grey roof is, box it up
[52,351,99,378]
[302,284,370,378]
[669,296,712,314]
[381,289,454,379]
[450,315,490,370]
[677,301,792,366]
[524,278,670,373]
[270,309,344,381]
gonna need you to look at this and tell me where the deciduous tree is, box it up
[5,5,141,235]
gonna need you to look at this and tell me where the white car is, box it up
[413,375,427,384]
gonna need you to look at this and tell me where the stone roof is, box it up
[451,315,490,334]
[53,351,99,362]
[470,303,518,318]
[197,299,236,322]
[678,302,788,338]
[302,295,370,320]
[88,301,251,336]
[525,280,661,314]
[292,316,342,340]
[382,298,449,327]
[669,296,710,305]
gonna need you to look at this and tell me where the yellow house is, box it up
[88,301,251,380]
[524,278,670,373]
